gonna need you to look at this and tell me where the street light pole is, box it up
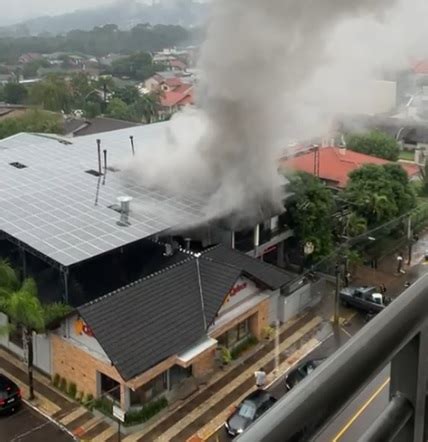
[334,262,341,326]
[407,216,412,266]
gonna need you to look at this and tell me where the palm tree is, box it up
[0,260,71,400]
[134,91,161,124]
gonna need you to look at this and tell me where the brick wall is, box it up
[51,334,123,400]
[192,347,216,379]
[249,298,270,340]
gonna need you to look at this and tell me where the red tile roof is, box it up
[280,146,420,188]
[164,77,183,88]
[160,88,194,108]
[411,60,428,75]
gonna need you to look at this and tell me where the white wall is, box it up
[63,315,110,363]
[217,277,260,315]
[0,312,52,375]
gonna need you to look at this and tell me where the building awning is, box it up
[177,337,218,366]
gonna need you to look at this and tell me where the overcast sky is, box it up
[1,0,148,25]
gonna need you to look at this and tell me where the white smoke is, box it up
[126,0,428,227]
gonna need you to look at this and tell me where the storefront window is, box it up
[131,372,167,406]
[100,373,120,402]
[169,365,192,389]
[237,319,249,341]
[217,318,251,349]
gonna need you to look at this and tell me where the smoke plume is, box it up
[127,0,428,227]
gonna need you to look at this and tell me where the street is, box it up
[313,367,390,442]
[0,403,73,442]
[208,314,365,442]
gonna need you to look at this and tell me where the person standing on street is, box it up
[255,368,267,389]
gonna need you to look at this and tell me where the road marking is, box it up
[332,377,390,442]
[340,327,353,339]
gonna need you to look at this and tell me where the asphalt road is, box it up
[209,318,363,442]
[313,367,390,442]
[0,403,73,442]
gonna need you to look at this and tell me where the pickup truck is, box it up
[340,286,392,314]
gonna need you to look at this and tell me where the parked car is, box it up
[0,373,21,414]
[340,286,391,314]
[224,390,277,437]
[285,359,325,391]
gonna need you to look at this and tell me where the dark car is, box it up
[0,374,21,413]
[285,359,325,391]
[224,390,277,437]
[340,286,391,314]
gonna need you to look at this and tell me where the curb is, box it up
[23,398,78,441]
[191,337,325,441]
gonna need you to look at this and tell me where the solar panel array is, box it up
[0,124,206,267]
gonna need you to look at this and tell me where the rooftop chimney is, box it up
[116,196,132,227]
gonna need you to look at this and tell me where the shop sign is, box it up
[229,282,248,298]
[74,318,94,337]
[113,405,125,422]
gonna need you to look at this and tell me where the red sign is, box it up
[74,319,94,337]
[229,282,248,298]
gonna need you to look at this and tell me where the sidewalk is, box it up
[0,310,339,442]
[118,312,327,442]
[0,348,119,441]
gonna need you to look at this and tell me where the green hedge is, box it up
[231,335,258,360]
[124,397,168,427]
[92,396,167,426]
[93,397,114,416]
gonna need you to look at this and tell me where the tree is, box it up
[131,92,161,123]
[29,77,73,112]
[110,52,156,81]
[0,110,63,140]
[345,164,416,226]
[0,260,71,400]
[3,82,28,104]
[286,172,336,257]
[113,85,140,105]
[345,131,400,161]
[105,97,136,121]
[22,59,50,79]
[83,102,102,118]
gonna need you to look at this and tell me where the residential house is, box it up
[18,53,43,64]
[280,146,420,190]
[63,116,141,137]
[159,85,194,117]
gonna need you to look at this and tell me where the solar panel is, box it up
[0,126,206,267]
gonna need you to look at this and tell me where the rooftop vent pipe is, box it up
[96,139,102,175]
[116,196,132,227]
[130,136,135,156]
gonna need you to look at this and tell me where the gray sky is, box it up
[1,0,145,25]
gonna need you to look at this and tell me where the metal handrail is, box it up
[236,274,428,442]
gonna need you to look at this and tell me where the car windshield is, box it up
[238,401,257,420]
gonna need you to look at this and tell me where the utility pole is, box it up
[334,262,341,326]
[407,215,412,266]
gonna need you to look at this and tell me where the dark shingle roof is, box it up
[202,244,293,290]
[79,259,206,380]
[78,245,293,380]
[198,258,242,326]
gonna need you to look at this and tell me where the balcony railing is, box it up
[237,273,428,442]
